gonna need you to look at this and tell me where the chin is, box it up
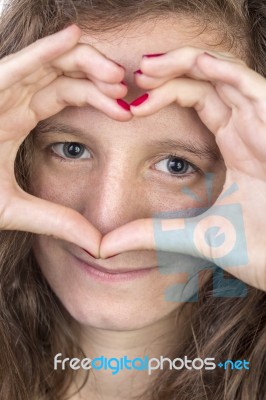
[32,237,186,331]
[47,284,172,331]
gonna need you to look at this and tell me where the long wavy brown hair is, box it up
[0,1,265,399]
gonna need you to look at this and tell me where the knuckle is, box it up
[182,45,196,55]
[75,49,88,70]
[234,65,252,92]
[101,63,121,83]
[177,46,196,61]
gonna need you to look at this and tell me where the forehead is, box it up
[45,16,228,151]
[78,16,236,104]
[79,16,230,75]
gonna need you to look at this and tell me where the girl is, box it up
[0,0,265,399]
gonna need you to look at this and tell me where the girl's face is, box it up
[32,17,226,330]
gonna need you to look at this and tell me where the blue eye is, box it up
[51,142,92,160]
[155,156,196,176]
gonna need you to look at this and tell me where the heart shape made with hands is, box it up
[1,25,266,293]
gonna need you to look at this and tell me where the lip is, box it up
[73,254,157,283]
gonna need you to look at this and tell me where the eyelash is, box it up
[49,142,202,179]
[50,142,92,162]
[153,153,202,180]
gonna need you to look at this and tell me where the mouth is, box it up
[71,249,158,283]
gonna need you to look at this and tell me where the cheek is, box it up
[144,170,225,218]
[33,235,65,284]
[30,162,88,211]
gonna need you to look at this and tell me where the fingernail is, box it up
[134,69,143,75]
[143,53,165,58]
[120,80,127,86]
[117,99,131,111]
[203,51,217,59]
[130,93,149,107]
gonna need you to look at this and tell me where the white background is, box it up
[0,1,5,14]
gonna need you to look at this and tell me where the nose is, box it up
[81,164,146,236]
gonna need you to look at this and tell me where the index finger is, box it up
[139,46,245,81]
[139,47,265,99]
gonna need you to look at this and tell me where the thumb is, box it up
[100,202,248,272]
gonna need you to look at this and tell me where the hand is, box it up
[100,47,266,292]
[0,24,132,256]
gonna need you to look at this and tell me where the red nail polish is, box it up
[117,99,131,111]
[143,53,165,58]
[130,93,149,107]
[134,69,143,75]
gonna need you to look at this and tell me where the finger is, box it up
[100,207,242,270]
[0,25,82,90]
[140,48,266,100]
[90,78,128,99]
[55,71,128,99]
[134,71,168,90]
[139,47,245,82]
[196,53,266,100]
[134,62,237,92]
[100,217,198,259]
[211,82,252,113]
[4,191,101,257]
[100,219,156,257]
[31,76,132,122]
[53,43,125,84]
[130,78,231,135]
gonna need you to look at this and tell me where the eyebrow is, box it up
[34,120,223,161]
[150,138,222,161]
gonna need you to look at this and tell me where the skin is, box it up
[0,14,265,400]
[31,18,228,400]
